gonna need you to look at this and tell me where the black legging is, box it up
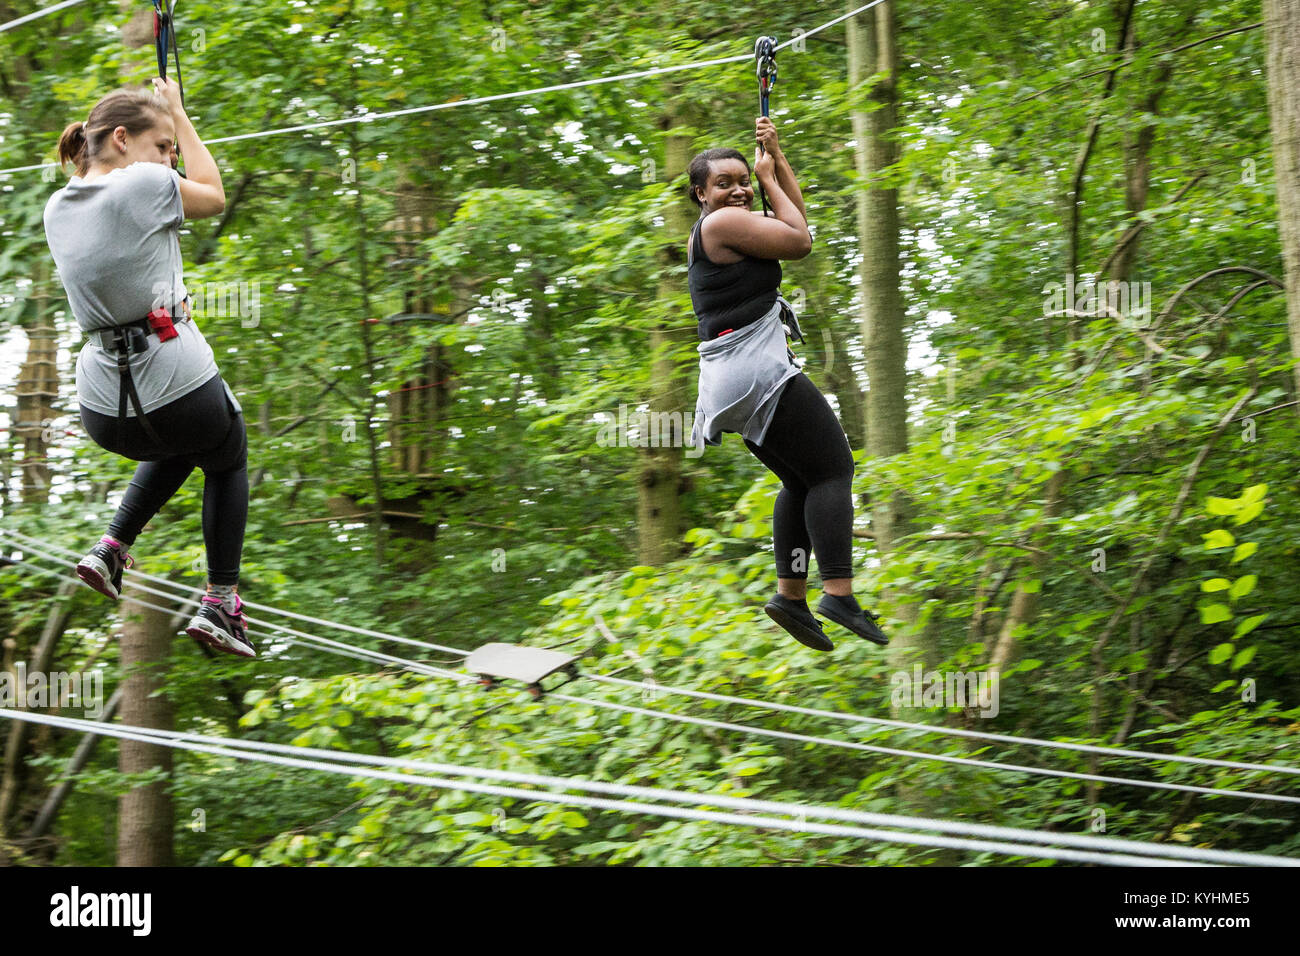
[80,372,248,586]
[743,373,855,582]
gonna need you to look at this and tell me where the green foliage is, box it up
[3,0,1299,867]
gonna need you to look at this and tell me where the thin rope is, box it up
[4,707,1266,867]
[776,0,887,51]
[28,517,1285,780]
[26,707,1291,865]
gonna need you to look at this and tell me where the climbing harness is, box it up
[89,301,190,448]
[753,35,778,218]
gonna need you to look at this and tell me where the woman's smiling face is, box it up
[697,158,754,213]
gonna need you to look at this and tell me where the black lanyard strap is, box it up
[753,35,778,218]
[150,0,183,101]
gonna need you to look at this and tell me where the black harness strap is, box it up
[109,322,166,448]
[151,0,184,101]
[151,0,185,172]
[753,35,778,219]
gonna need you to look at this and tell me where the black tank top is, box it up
[687,216,782,341]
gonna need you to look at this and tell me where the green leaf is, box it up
[1205,497,1237,517]
[1233,500,1264,525]
[1230,542,1257,563]
[1228,575,1256,601]
[1231,647,1257,671]
[1200,578,1231,593]
[1231,614,1268,640]
[1208,643,1234,665]
[1201,529,1235,549]
[1241,483,1268,504]
[1199,604,1232,625]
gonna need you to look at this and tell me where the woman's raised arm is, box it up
[154,78,225,220]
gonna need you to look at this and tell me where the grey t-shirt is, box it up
[43,161,223,417]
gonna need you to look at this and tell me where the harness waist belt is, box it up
[87,305,191,447]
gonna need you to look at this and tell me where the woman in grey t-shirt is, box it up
[43,79,254,659]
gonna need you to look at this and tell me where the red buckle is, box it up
[147,307,178,342]
[719,328,734,336]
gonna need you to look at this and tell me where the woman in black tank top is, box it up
[686,117,889,652]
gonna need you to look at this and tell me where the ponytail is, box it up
[54,88,170,178]
[57,122,88,175]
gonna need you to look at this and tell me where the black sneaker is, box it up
[186,595,256,659]
[816,593,889,646]
[763,594,834,652]
[75,539,132,601]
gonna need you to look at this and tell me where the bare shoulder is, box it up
[700,206,753,233]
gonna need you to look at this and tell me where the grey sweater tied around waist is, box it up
[690,295,805,452]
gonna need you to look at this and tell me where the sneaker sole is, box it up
[75,557,120,601]
[764,602,834,652]
[186,620,257,659]
[816,602,890,646]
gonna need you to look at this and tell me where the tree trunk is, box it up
[1111,7,1197,284]
[638,100,692,564]
[987,469,1067,682]
[848,1,935,664]
[1265,0,1300,405]
[810,251,867,449]
[116,588,174,867]
[28,689,123,844]
[822,319,867,451]
[385,166,457,474]
[0,577,78,843]
[13,268,57,505]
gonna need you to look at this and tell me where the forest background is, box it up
[1,0,1298,866]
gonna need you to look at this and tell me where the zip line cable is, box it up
[0,1,889,176]
[0,0,91,35]
[13,707,1295,867]
[7,538,1300,809]
[2,549,458,677]
[546,692,1300,806]
[585,674,1300,779]
[8,524,1298,784]
[1,529,466,656]
[9,707,1293,867]
[5,527,1299,783]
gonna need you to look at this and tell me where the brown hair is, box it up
[56,88,170,177]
